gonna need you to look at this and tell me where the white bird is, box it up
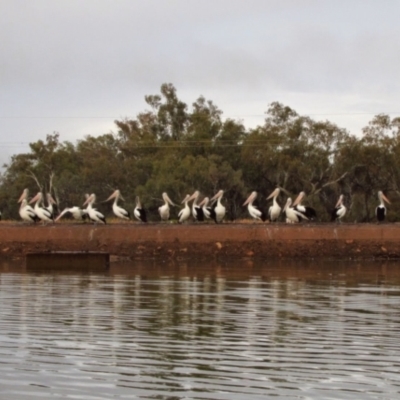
[178,194,192,223]
[134,196,147,222]
[190,190,205,221]
[242,191,266,222]
[18,198,39,223]
[55,206,88,222]
[292,191,317,220]
[158,192,175,221]
[376,191,390,223]
[105,190,130,220]
[83,193,106,224]
[199,197,215,221]
[29,192,54,224]
[331,194,346,223]
[283,197,309,223]
[45,193,57,217]
[210,190,226,223]
[266,188,281,222]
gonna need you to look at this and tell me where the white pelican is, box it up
[376,191,390,222]
[189,190,205,221]
[83,193,106,224]
[18,198,39,223]
[29,192,54,223]
[242,191,266,222]
[105,190,130,220]
[331,194,346,223]
[210,190,226,223]
[283,197,309,223]
[199,197,216,221]
[178,194,192,223]
[292,191,317,220]
[266,188,281,222]
[158,192,175,221]
[45,193,57,217]
[55,207,88,222]
[134,196,147,223]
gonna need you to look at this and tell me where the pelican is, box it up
[190,190,205,221]
[29,192,54,223]
[210,190,226,223]
[83,193,106,224]
[55,207,88,222]
[331,194,346,223]
[283,197,309,223]
[158,192,176,221]
[242,191,266,222]
[266,188,281,222]
[105,190,130,220]
[134,196,147,223]
[199,197,216,222]
[292,191,317,220]
[178,194,192,223]
[18,198,39,223]
[376,191,390,222]
[45,193,57,217]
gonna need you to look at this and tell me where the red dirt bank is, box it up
[2,222,400,260]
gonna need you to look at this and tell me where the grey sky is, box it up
[1,0,400,165]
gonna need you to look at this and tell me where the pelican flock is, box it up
[11,187,394,225]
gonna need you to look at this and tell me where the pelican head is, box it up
[243,191,257,206]
[83,193,96,207]
[210,190,224,202]
[162,192,176,206]
[29,192,43,204]
[188,190,200,202]
[46,193,57,205]
[283,197,292,212]
[335,194,344,208]
[292,191,306,207]
[266,188,280,201]
[135,196,142,208]
[106,189,124,202]
[378,191,390,204]
[199,196,209,207]
[181,194,191,204]
[18,188,29,203]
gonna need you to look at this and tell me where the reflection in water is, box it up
[1,259,400,399]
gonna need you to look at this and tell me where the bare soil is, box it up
[2,221,400,260]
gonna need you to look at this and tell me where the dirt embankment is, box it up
[1,222,400,260]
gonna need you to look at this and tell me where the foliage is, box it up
[1,84,399,222]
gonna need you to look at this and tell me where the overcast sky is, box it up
[1,0,400,165]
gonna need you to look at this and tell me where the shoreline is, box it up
[1,222,400,260]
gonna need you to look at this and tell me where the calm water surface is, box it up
[1,259,400,399]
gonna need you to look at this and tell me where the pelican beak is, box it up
[181,194,190,204]
[335,195,343,208]
[210,190,223,202]
[29,193,40,204]
[382,193,391,204]
[105,190,118,202]
[49,195,57,205]
[266,188,280,201]
[83,194,92,206]
[243,192,256,206]
[292,192,305,207]
[283,198,291,212]
[198,197,208,207]
[17,191,27,204]
[187,191,199,202]
[165,193,176,206]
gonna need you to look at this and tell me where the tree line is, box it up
[1,83,400,223]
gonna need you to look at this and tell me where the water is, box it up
[1,259,400,399]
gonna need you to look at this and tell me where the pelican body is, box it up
[29,192,54,223]
[266,188,281,222]
[55,207,88,222]
[283,197,309,223]
[331,194,346,223]
[190,190,205,222]
[292,191,317,220]
[376,191,390,222]
[178,194,192,223]
[210,190,226,223]
[158,192,175,221]
[19,198,39,223]
[134,196,147,222]
[83,193,106,224]
[243,191,266,222]
[106,190,130,220]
